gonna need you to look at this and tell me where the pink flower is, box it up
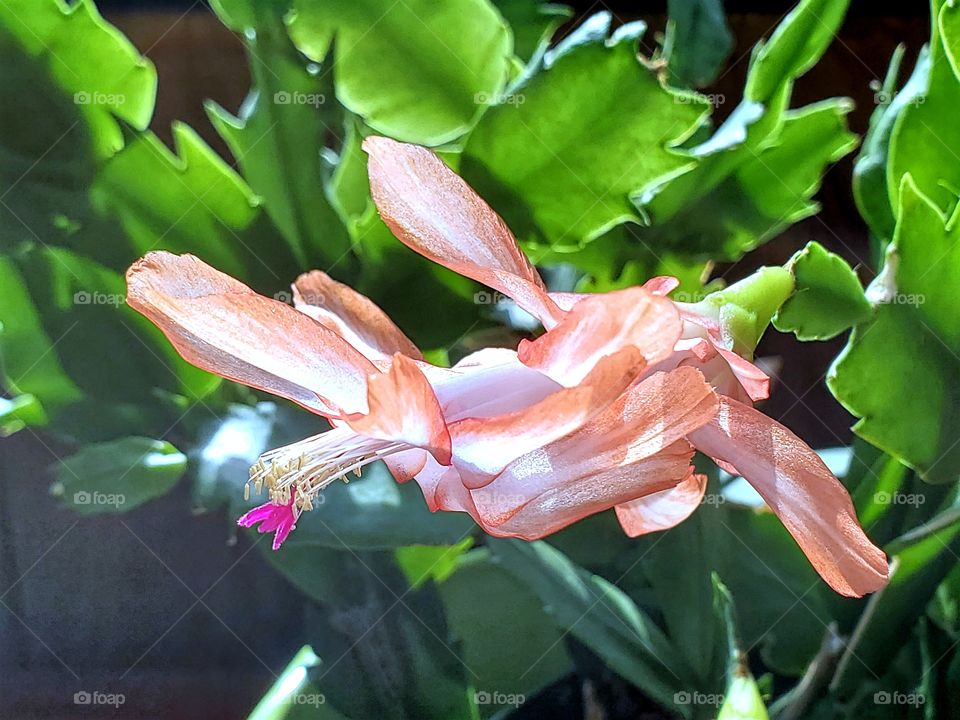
[125,136,887,597]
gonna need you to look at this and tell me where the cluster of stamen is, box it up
[245,428,407,512]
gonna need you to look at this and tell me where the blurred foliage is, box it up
[1,0,959,718]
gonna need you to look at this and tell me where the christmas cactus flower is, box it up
[125,136,888,598]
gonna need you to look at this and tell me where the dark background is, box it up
[2,3,931,719]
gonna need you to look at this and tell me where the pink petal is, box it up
[383,448,429,483]
[292,270,423,362]
[449,347,648,489]
[345,353,452,464]
[714,346,770,402]
[615,471,707,537]
[688,396,888,597]
[474,443,696,540]
[467,366,719,538]
[518,287,682,387]
[363,136,563,328]
[427,347,562,422]
[126,252,375,417]
[642,276,681,296]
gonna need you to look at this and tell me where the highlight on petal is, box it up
[364,135,563,328]
[714,346,770,402]
[474,442,696,540]
[292,270,422,362]
[467,366,718,537]
[642,276,681,296]
[345,353,452,464]
[427,347,562,422]
[126,252,375,417]
[237,497,299,551]
[518,287,682,387]
[615,471,708,537]
[383,448,429,484]
[688,396,889,597]
[449,347,648,489]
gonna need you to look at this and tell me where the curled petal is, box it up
[126,252,375,417]
[518,287,682,387]
[345,354,451,464]
[364,136,563,328]
[714,346,770,402]
[383,448,429,484]
[449,347,648,489]
[293,270,422,361]
[615,471,708,537]
[427,347,562,422]
[474,442,696,540]
[642,276,681,296]
[467,366,717,535]
[688,397,888,597]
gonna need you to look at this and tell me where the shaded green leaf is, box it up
[50,436,187,514]
[0,255,82,411]
[665,0,734,88]
[493,0,571,65]
[207,2,352,270]
[246,646,346,720]
[889,0,960,217]
[853,44,927,245]
[832,508,960,696]
[829,178,960,484]
[488,538,694,712]
[438,548,572,716]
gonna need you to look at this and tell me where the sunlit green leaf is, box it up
[774,241,872,341]
[462,13,709,248]
[289,0,513,145]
